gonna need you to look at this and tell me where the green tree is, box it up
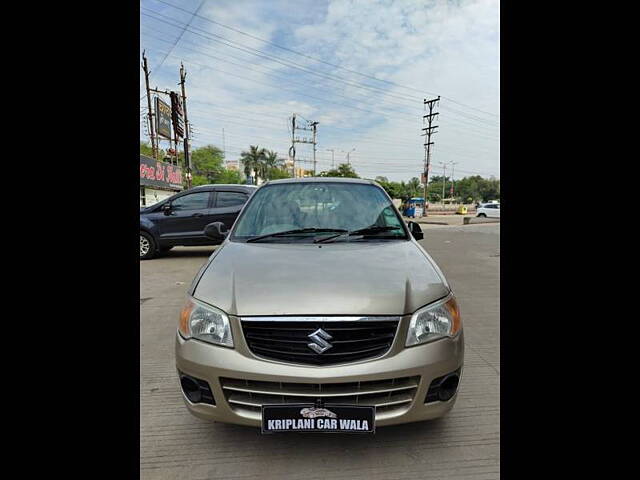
[240,145,266,184]
[266,167,292,180]
[406,177,421,199]
[140,141,165,159]
[318,163,359,178]
[191,145,225,180]
[263,149,283,169]
[262,150,287,180]
[453,175,500,203]
[216,168,243,184]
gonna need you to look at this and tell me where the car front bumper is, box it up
[175,326,464,428]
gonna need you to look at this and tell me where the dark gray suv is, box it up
[139,184,257,259]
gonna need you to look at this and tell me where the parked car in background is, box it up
[139,184,257,259]
[476,203,500,218]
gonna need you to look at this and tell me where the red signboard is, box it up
[140,155,183,190]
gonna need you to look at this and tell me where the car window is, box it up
[216,191,247,208]
[232,182,407,241]
[485,204,496,209]
[171,192,210,211]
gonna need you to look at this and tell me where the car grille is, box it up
[240,318,400,366]
[220,376,420,417]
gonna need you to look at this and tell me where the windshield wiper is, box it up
[314,226,402,243]
[246,228,348,243]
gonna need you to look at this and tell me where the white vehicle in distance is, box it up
[476,203,500,218]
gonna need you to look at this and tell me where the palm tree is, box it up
[240,145,265,184]
[263,150,284,179]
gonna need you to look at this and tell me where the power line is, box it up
[140,37,499,138]
[185,99,499,149]
[141,15,500,132]
[151,0,499,119]
[140,42,500,141]
[151,0,205,76]
[140,9,431,106]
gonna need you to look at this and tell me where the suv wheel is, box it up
[140,232,156,260]
[477,213,487,218]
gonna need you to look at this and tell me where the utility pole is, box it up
[142,51,158,160]
[326,149,336,168]
[178,62,192,189]
[311,121,318,176]
[288,114,296,177]
[289,114,318,177]
[422,96,440,216]
[439,161,447,208]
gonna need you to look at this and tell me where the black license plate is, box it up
[262,404,376,434]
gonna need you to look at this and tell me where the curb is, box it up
[463,217,500,225]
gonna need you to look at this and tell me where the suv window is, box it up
[171,192,210,211]
[216,191,247,208]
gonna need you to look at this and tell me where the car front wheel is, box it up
[477,213,487,218]
[140,232,156,260]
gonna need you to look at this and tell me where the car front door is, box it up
[209,190,250,231]
[155,191,213,245]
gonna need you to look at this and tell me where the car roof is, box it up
[189,184,257,191]
[264,177,376,186]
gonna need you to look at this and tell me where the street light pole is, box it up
[326,149,335,168]
[342,148,355,165]
[450,161,458,203]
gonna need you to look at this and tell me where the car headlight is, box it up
[179,297,233,347]
[406,295,462,347]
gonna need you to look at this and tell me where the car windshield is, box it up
[232,182,407,242]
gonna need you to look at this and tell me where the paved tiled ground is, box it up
[140,224,500,479]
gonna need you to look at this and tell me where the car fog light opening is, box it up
[179,371,215,405]
[425,368,461,403]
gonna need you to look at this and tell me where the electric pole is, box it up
[142,51,158,160]
[288,114,296,177]
[289,114,318,177]
[311,121,318,175]
[179,62,192,189]
[422,96,440,216]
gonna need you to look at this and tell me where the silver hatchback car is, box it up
[176,178,463,433]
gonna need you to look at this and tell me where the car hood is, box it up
[193,240,450,316]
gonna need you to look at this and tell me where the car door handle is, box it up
[191,213,204,217]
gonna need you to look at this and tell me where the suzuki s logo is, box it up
[307,328,333,354]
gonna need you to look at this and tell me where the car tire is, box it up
[477,213,486,218]
[140,231,156,260]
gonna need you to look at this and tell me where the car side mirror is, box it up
[204,222,228,239]
[407,221,424,240]
[162,203,172,215]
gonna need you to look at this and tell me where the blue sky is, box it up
[140,0,500,181]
